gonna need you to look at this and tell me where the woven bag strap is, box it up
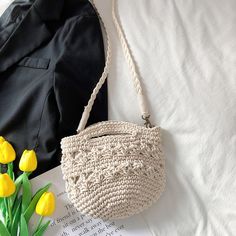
[77,0,151,132]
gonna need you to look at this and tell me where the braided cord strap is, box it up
[77,0,112,132]
[111,0,150,118]
[77,0,150,132]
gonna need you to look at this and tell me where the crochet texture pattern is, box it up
[61,121,166,219]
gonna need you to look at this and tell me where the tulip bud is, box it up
[19,150,37,172]
[0,136,5,145]
[0,140,16,164]
[0,173,16,197]
[36,192,56,216]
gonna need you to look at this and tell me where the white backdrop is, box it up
[0,0,13,16]
[1,0,236,235]
[95,0,236,235]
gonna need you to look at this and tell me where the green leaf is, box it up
[12,196,22,216]
[0,197,6,218]
[0,219,11,236]
[11,200,21,236]
[24,183,51,223]
[22,173,32,213]
[0,197,3,206]
[11,174,24,208]
[20,215,29,236]
[33,220,51,236]
[4,198,10,228]
[7,162,14,181]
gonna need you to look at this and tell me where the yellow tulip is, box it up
[19,150,37,172]
[0,136,5,145]
[0,173,16,197]
[0,140,16,164]
[36,192,56,216]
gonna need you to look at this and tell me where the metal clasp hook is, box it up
[142,115,153,128]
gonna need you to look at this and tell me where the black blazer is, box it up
[0,0,107,177]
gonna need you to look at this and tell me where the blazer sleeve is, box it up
[53,14,107,138]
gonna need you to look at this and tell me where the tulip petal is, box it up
[19,150,37,172]
[0,136,5,145]
[0,174,16,197]
[35,192,56,217]
[0,142,16,164]
[24,183,51,223]
[0,149,5,164]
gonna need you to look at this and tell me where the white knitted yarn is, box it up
[60,0,166,220]
[61,121,166,219]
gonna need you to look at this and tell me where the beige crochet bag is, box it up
[61,0,166,220]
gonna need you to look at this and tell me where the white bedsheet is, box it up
[95,0,236,235]
[0,0,235,235]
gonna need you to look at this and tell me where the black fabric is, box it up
[0,0,107,177]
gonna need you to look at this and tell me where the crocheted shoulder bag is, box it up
[61,0,166,220]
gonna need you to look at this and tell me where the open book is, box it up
[30,166,153,236]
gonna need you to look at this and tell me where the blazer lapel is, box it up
[0,0,64,73]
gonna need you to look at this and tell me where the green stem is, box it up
[7,163,14,181]
[0,164,2,173]
[35,216,44,233]
[6,198,12,228]
[25,172,31,178]
[3,198,8,226]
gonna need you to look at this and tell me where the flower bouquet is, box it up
[0,136,56,236]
